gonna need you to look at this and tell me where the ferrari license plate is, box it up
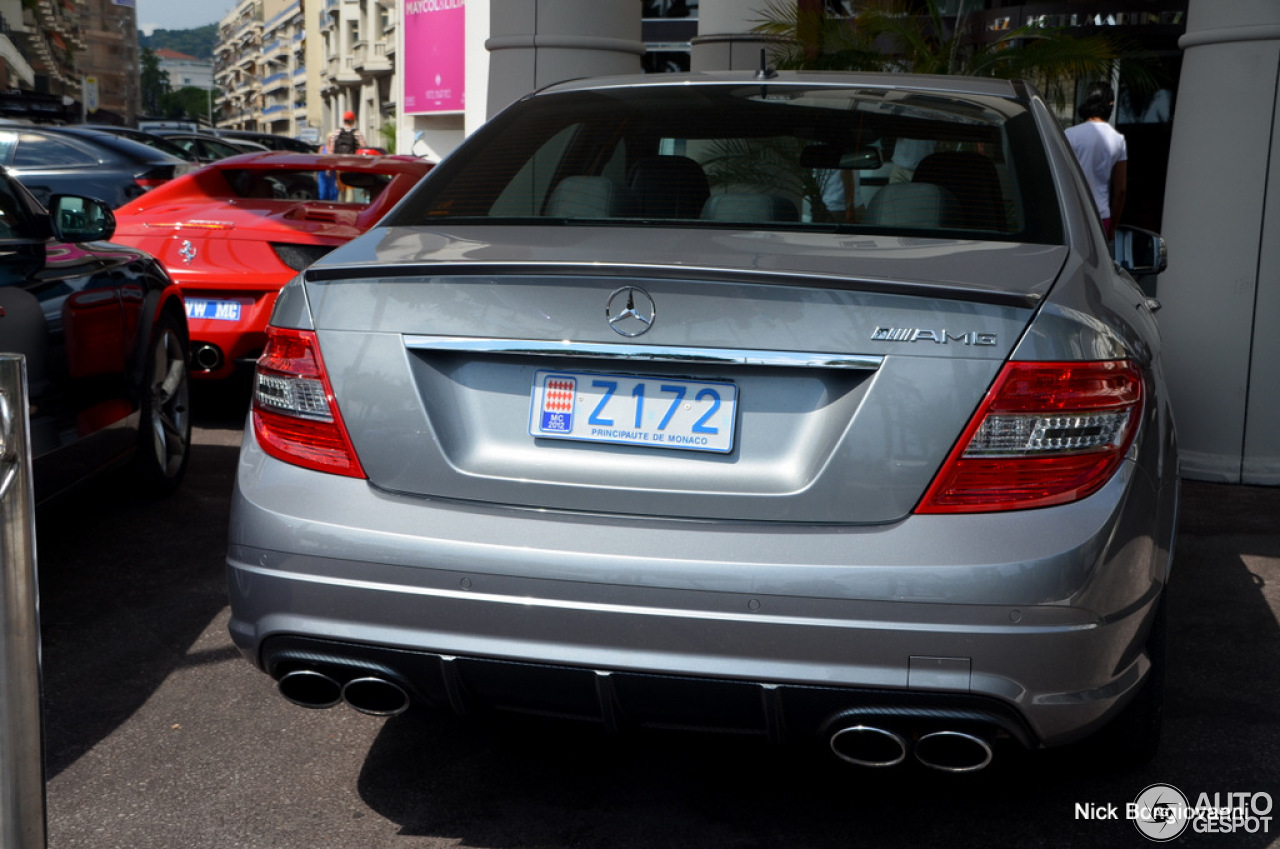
[529,370,737,453]
[185,299,242,322]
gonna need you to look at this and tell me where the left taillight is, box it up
[251,325,366,478]
[916,360,1143,513]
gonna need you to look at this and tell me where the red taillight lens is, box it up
[916,360,1143,513]
[251,326,366,478]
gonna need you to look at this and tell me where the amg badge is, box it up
[871,327,998,346]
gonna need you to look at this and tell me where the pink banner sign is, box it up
[403,0,465,114]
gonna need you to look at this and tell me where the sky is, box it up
[137,0,232,35]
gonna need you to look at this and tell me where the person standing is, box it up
[327,110,367,156]
[1065,82,1127,239]
[324,110,369,201]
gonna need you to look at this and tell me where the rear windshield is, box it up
[219,168,392,205]
[389,82,1063,244]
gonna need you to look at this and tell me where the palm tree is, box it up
[753,0,1156,111]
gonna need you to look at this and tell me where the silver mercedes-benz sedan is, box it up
[227,72,1178,772]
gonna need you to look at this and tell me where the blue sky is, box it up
[137,0,231,35]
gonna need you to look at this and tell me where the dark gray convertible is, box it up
[227,72,1177,771]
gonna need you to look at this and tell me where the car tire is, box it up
[133,311,192,496]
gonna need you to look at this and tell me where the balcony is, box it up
[353,40,391,77]
[326,54,360,85]
[262,71,288,94]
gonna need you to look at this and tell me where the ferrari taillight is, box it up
[916,360,1143,513]
[251,326,366,478]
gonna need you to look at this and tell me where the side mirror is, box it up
[48,195,115,243]
[1113,225,1167,276]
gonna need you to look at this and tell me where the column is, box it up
[691,0,778,71]
[1158,0,1280,483]
[485,0,644,119]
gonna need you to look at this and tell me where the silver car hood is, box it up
[299,226,1070,523]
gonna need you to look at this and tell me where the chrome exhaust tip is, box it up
[829,725,908,768]
[277,669,342,710]
[341,676,410,717]
[191,343,223,372]
[913,730,994,773]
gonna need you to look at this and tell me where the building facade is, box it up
[156,47,213,90]
[0,0,89,122]
[213,0,316,139]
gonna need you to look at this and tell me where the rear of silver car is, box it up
[227,73,1178,770]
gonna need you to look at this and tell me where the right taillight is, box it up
[251,325,366,478]
[916,360,1143,513]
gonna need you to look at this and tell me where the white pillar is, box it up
[691,0,776,71]
[485,0,644,119]
[1157,0,1280,483]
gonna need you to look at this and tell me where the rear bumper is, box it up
[184,287,279,379]
[227,430,1174,749]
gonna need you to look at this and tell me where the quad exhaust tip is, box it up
[341,676,410,717]
[277,669,343,710]
[829,725,908,768]
[277,669,410,717]
[914,730,994,773]
[829,724,994,772]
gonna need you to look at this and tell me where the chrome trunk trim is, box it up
[404,335,883,370]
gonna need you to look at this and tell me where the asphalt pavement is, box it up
[29,390,1280,849]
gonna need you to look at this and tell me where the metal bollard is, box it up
[0,354,46,849]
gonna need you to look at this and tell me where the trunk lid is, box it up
[306,226,1066,524]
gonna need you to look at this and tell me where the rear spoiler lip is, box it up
[305,260,1047,310]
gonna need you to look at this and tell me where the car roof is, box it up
[76,125,198,159]
[5,124,188,162]
[533,70,1027,99]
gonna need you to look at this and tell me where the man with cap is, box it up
[326,110,367,157]
[323,110,370,201]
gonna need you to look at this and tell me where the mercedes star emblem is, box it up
[605,286,656,337]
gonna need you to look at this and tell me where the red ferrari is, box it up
[113,151,433,380]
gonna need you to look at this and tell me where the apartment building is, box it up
[0,0,88,122]
[214,0,317,140]
[320,0,394,149]
[211,0,393,148]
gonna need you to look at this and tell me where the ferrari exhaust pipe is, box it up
[277,669,343,710]
[191,343,223,372]
[913,730,994,773]
[828,725,908,768]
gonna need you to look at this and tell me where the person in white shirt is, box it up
[1065,82,1127,239]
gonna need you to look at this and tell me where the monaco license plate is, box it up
[529,370,737,453]
[185,298,242,322]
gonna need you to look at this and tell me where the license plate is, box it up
[185,298,242,322]
[529,370,737,453]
